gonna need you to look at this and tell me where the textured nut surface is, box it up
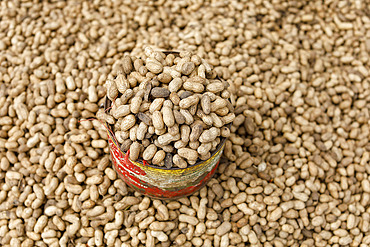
[1,1,368,247]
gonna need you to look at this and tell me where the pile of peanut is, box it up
[101,48,234,167]
[0,0,369,247]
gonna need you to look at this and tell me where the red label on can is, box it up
[108,133,223,199]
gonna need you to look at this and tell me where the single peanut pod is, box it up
[151,230,168,241]
[122,55,133,74]
[169,92,181,106]
[163,99,173,108]
[155,128,166,136]
[146,61,163,74]
[130,125,139,141]
[148,126,155,135]
[178,148,198,161]
[115,74,130,94]
[179,109,194,125]
[142,139,151,148]
[167,124,179,136]
[198,64,206,78]
[158,72,172,83]
[174,140,188,149]
[165,53,175,65]
[143,144,157,161]
[206,81,224,93]
[172,154,188,169]
[183,81,204,93]
[158,133,180,146]
[151,87,170,98]
[136,122,148,140]
[190,123,203,142]
[197,142,212,156]
[169,78,183,92]
[164,153,173,169]
[106,79,118,101]
[129,141,141,161]
[173,154,187,168]
[149,98,165,113]
[173,110,186,124]
[143,81,152,102]
[221,90,231,99]
[130,96,142,114]
[180,125,191,143]
[121,89,134,104]
[199,127,220,143]
[220,126,231,137]
[65,76,76,90]
[222,113,235,124]
[34,215,48,233]
[189,104,197,116]
[138,66,149,76]
[137,112,152,126]
[152,150,166,165]
[112,105,131,119]
[121,139,132,151]
[181,61,196,75]
[215,107,229,116]
[121,114,136,131]
[91,139,107,148]
[179,95,199,109]
[152,111,164,130]
[189,141,200,150]
[163,106,175,128]
[149,222,168,231]
[179,91,193,99]
[211,97,228,112]
[210,113,224,128]
[201,94,211,114]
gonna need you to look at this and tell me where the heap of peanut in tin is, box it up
[100,47,235,168]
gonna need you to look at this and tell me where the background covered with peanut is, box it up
[0,0,369,247]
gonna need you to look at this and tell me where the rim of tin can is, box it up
[104,96,229,170]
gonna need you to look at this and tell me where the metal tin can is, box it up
[104,98,226,199]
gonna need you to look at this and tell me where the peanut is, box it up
[1,2,368,247]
